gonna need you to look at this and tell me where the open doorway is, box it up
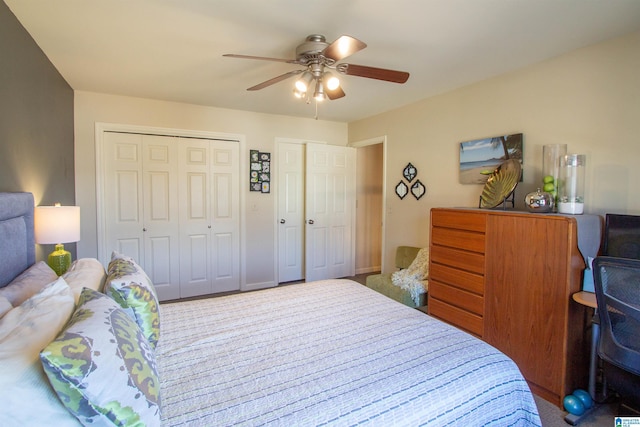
[354,140,385,275]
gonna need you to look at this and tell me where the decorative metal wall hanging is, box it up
[403,163,417,182]
[396,162,427,200]
[411,179,426,200]
[250,150,271,193]
[395,181,408,199]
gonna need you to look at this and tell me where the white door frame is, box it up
[348,135,387,273]
[95,122,247,288]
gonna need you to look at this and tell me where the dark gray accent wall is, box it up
[0,1,74,204]
[0,1,76,257]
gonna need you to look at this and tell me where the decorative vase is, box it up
[557,154,586,214]
[542,144,567,211]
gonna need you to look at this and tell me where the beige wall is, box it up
[74,91,347,288]
[349,31,640,273]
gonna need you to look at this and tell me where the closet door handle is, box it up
[308,219,314,225]
[280,219,286,224]
[143,228,147,232]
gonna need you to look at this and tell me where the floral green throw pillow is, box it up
[105,252,160,349]
[40,288,161,426]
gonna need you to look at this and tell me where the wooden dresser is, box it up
[428,208,590,407]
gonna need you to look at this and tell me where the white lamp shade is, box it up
[35,205,81,244]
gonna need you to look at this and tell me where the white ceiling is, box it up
[6,0,640,122]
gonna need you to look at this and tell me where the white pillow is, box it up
[0,261,58,306]
[0,277,81,426]
[62,258,107,303]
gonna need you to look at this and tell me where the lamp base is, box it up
[48,243,72,276]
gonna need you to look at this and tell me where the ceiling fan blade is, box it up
[341,64,410,83]
[223,54,299,64]
[247,70,303,91]
[322,35,367,62]
[326,86,345,100]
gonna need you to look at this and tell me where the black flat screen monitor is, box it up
[603,214,640,260]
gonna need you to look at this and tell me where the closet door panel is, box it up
[102,130,240,301]
[210,142,240,293]
[115,238,142,264]
[145,236,172,287]
[187,172,207,220]
[103,132,144,266]
[305,144,355,281]
[277,142,304,283]
[181,232,210,296]
[305,167,330,281]
[142,135,180,300]
[213,174,232,218]
[329,171,349,273]
[213,232,234,279]
[331,225,346,267]
[179,139,240,296]
[179,141,213,297]
[116,171,140,222]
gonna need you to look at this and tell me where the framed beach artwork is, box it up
[459,133,523,185]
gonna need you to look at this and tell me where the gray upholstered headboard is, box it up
[0,192,35,287]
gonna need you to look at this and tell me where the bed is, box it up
[0,192,542,426]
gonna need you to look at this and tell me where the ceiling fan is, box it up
[223,34,410,102]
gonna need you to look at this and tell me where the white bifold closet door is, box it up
[178,138,239,298]
[101,131,239,301]
[305,143,356,282]
[277,142,356,284]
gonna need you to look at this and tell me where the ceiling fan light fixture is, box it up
[323,71,340,91]
[225,34,410,110]
[313,80,326,101]
[295,71,313,92]
[293,86,306,98]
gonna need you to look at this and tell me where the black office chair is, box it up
[592,256,640,411]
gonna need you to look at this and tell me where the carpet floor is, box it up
[534,394,627,426]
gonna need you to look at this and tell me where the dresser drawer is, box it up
[429,280,484,315]
[430,246,485,275]
[431,209,486,233]
[429,263,484,295]
[428,298,483,337]
[431,226,485,253]
[429,280,484,317]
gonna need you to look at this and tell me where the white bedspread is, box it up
[156,279,541,426]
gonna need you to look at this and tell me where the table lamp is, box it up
[34,204,81,276]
